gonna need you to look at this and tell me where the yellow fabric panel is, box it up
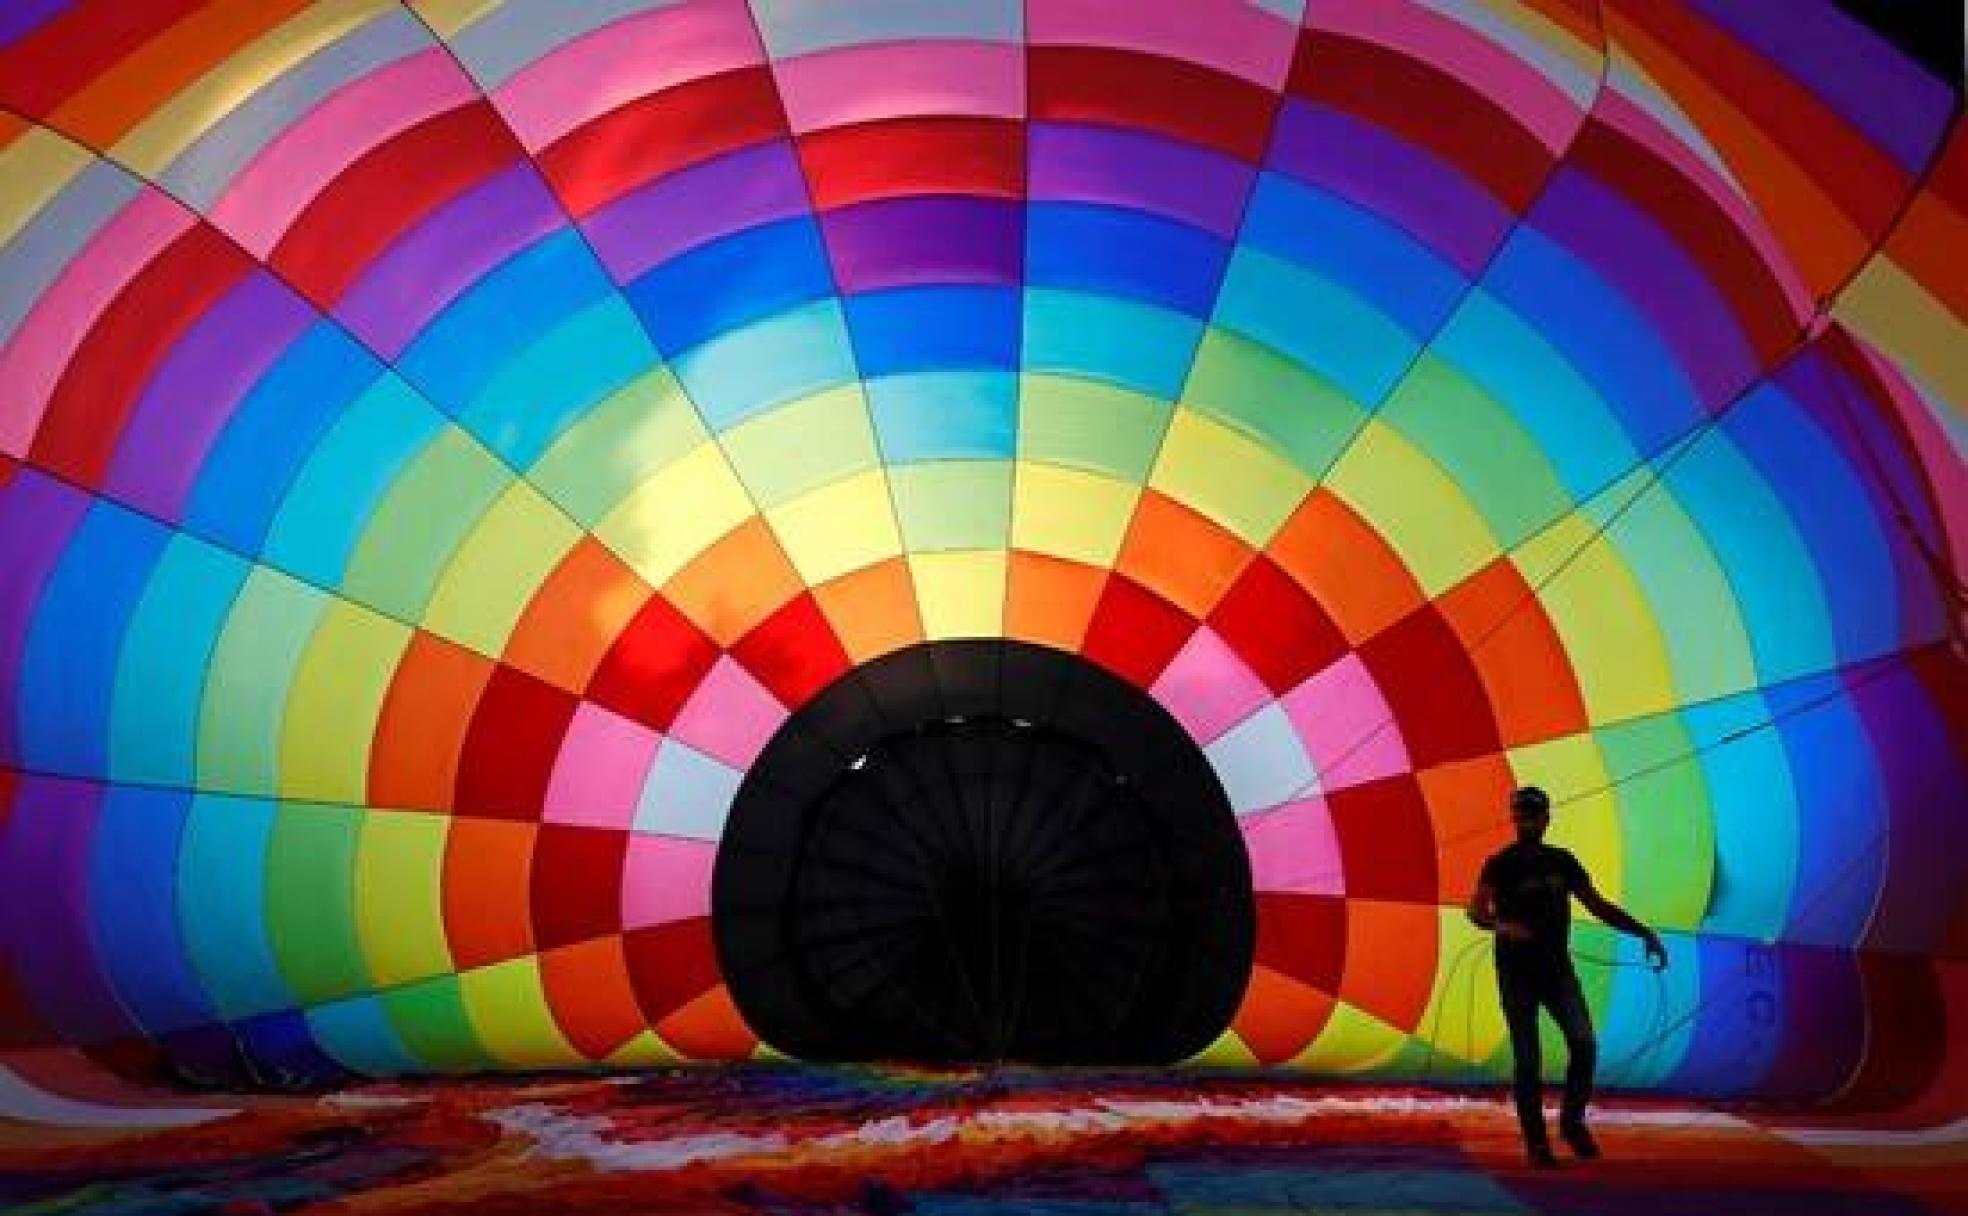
[457,957,584,1069]
[198,569,324,796]
[1412,912,1508,1071]
[354,811,454,987]
[1150,407,1312,547]
[424,483,583,655]
[0,126,93,246]
[113,0,394,175]
[1836,260,1968,411]
[1289,1001,1409,1074]
[769,468,903,585]
[607,1030,685,1068]
[1009,461,1139,566]
[596,440,757,586]
[1513,515,1678,724]
[528,368,709,525]
[410,0,502,38]
[1506,733,1623,898]
[1324,419,1500,595]
[722,384,880,508]
[910,549,1008,640]
[279,602,412,804]
[1186,1029,1261,1068]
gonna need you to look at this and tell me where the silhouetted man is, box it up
[1467,785,1666,1168]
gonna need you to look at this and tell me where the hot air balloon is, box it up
[0,0,1962,1127]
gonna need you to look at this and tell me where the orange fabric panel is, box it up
[1004,550,1104,651]
[1338,900,1439,1031]
[664,516,803,647]
[811,556,924,662]
[1267,490,1425,645]
[369,633,495,811]
[51,0,313,148]
[657,985,758,1059]
[503,538,651,693]
[1232,964,1337,1066]
[1416,755,1519,904]
[441,818,537,971]
[1436,559,1589,748]
[1113,489,1254,618]
[540,936,649,1061]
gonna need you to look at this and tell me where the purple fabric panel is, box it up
[0,472,88,767]
[1028,122,1255,238]
[1854,662,1968,952]
[1763,942,1866,1102]
[0,0,67,44]
[1690,0,1956,171]
[101,272,310,521]
[0,775,135,1044]
[1533,168,1760,407]
[335,162,563,357]
[1268,100,1510,277]
[585,140,810,283]
[822,197,1022,292]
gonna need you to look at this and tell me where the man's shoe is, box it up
[1527,1143,1561,1170]
[1559,1120,1600,1160]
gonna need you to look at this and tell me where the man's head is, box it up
[1509,785,1551,843]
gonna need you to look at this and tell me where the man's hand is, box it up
[1496,921,1534,944]
[1643,932,1668,972]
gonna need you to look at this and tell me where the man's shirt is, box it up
[1479,841,1587,973]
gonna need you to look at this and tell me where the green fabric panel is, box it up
[342,429,510,620]
[382,974,497,1073]
[892,460,1014,552]
[1595,715,1716,930]
[1181,328,1363,476]
[528,369,709,524]
[724,385,880,507]
[1379,355,1571,549]
[1017,373,1170,482]
[197,569,327,797]
[265,803,370,1006]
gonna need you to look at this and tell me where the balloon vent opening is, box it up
[713,641,1253,1065]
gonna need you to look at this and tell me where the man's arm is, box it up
[1467,882,1532,942]
[1575,877,1668,968]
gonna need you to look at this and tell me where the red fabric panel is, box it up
[731,592,850,709]
[271,103,521,307]
[537,66,786,216]
[529,825,628,951]
[456,666,580,818]
[1080,574,1195,688]
[31,223,247,487]
[1289,33,1549,211]
[1209,555,1350,694]
[1356,604,1501,768]
[587,594,720,731]
[1029,46,1277,163]
[1327,775,1439,904]
[624,917,722,1022]
[1252,892,1346,992]
[0,0,202,115]
[799,116,1024,210]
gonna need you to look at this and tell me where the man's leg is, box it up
[1548,969,1599,1156]
[1497,967,1551,1162]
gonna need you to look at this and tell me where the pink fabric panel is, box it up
[1281,654,1411,792]
[543,702,662,830]
[492,0,763,150]
[210,49,473,256]
[668,656,787,770]
[1241,796,1344,895]
[0,191,191,457]
[621,834,718,928]
[774,41,1023,132]
[1151,627,1272,745]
